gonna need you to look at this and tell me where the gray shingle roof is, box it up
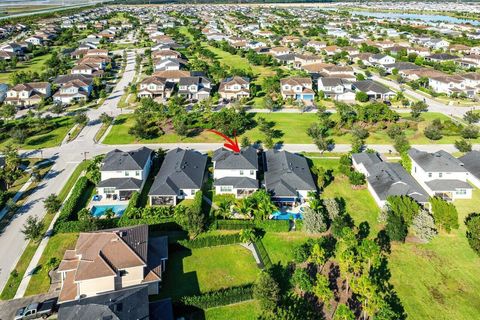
[352,152,383,168]
[101,147,153,171]
[408,148,467,172]
[213,176,258,189]
[213,146,258,170]
[148,148,207,196]
[353,80,392,94]
[425,179,472,191]
[264,150,316,197]
[459,151,480,180]
[367,162,429,203]
[97,177,143,190]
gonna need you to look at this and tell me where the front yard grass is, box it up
[24,233,79,296]
[156,244,259,300]
[205,300,260,320]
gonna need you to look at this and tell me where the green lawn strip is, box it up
[0,53,52,84]
[103,112,473,146]
[154,245,259,300]
[24,233,79,296]
[204,300,260,320]
[94,123,110,142]
[0,117,75,150]
[67,124,84,142]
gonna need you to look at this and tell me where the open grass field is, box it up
[263,232,319,265]
[24,233,79,296]
[0,53,52,84]
[102,112,472,146]
[205,300,260,320]
[156,244,259,300]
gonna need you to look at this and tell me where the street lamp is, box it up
[82,152,89,162]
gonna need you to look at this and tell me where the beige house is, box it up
[57,225,167,304]
[218,76,250,101]
[280,77,315,102]
[5,82,51,106]
[137,76,173,100]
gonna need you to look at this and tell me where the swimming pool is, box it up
[272,210,303,220]
[91,205,127,218]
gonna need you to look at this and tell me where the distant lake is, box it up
[322,8,480,26]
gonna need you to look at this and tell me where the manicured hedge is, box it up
[214,219,290,232]
[178,233,242,249]
[54,176,91,231]
[55,216,179,233]
[181,284,254,309]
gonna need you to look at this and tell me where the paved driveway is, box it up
[0,292,58,320]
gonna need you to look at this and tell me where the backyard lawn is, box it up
[263,232,319,265]
[205,300,260,320]
[0,53,52,84]
[156,244,259,300]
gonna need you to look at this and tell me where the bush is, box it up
[424,124,443,140]
[181,284,254,309]
[348,171,366,186]
[454,139,472,152]
[178,233,242,249]
[54,177,91,231]
[461,125,479,139]
[385,212,408,242]
[465,213,480,257]
[214,219,290,232]
[430,197,459,232]
[123,191,140,217]
[302,207,328,233]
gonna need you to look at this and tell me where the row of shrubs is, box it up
[54,177,92,231]
[181,284,254,309]
[178,233,242,249]
[55,216,179,233]
[123,191,140,217]
[213,219,290,232]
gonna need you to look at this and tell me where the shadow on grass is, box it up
[25,134,55,147]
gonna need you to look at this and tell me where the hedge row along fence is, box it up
[213,219,290,232]
[181,284,254,309]
[178,233,242,249]
[54,176,92,232]
[55,217,180,233]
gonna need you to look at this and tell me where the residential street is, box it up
[2,51,480,298]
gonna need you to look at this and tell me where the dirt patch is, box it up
[428,286,445,304]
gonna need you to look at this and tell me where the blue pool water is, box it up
[91,205,127,218]
[272,210,303,220]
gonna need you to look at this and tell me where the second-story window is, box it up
[136,171,140,176]
[439,173,443,178]
[428,172,432,178]
[125,171,129,177]
[240,170,244,175]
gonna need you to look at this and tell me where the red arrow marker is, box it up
[208,129,241,153]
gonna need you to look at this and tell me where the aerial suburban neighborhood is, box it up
[0,1,480,319]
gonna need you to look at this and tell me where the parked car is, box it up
[14,298,57,320]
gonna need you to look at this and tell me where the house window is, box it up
[191,190,196,195]
[456,189,467,195]
[104,187,115,194]
[250,170,254,175]
[220,186,233,192]
[135,171,140,176]
[125,171,129,176]
[240,170,244,176]
[428,173,432,178]
[119,270,128,277]
[439,173,443,178]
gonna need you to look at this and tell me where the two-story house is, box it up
[53,79,92,105]
[408,148,473,201]
[57,225,167,304]
[148,148,207,206]
[97,147,153,201]
[178,76,211,101]
[218,76,250,101]
[264,150,317,208]
[428,75,474,97]
[137,76,173,100]
[212,146,259,198]
[280,77,315,102]
[368,54,396,66]
[5,82,51,107]
[317,77,355,101]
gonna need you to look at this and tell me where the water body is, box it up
[322,8,480,26]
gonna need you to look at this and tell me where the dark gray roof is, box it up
[353,80,392,94]
[213,176,258,189]
[101,147,153,171]
[459,151,480,180]
[58,285,150,320]
[213,146,258,170]
[383,62,422,71]
[427,53,457,60]
[97,178,143,190]
[264,150,316,197]
[319,77,346,87]
[425,179,472,191]
[408,148,467,173]
[54,74,93,86]
[149,299,174,320]
[352,152,383,168]
[148,148,207,196]
[178,76,211,86]
[367,162,429,203]
[276,53,295,61]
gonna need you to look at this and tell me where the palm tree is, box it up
[216,200,231,219]
[235,198,253,218]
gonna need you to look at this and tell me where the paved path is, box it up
[0,51,138,296]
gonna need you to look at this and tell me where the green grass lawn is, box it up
[205,300,260,320]
[388,188,480,320]
[103,112,471,146]
[156,245,259,300]
[0,117,74,150]
[0,53,52,84]
[263,232,319,265]
[24,233,79,296]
